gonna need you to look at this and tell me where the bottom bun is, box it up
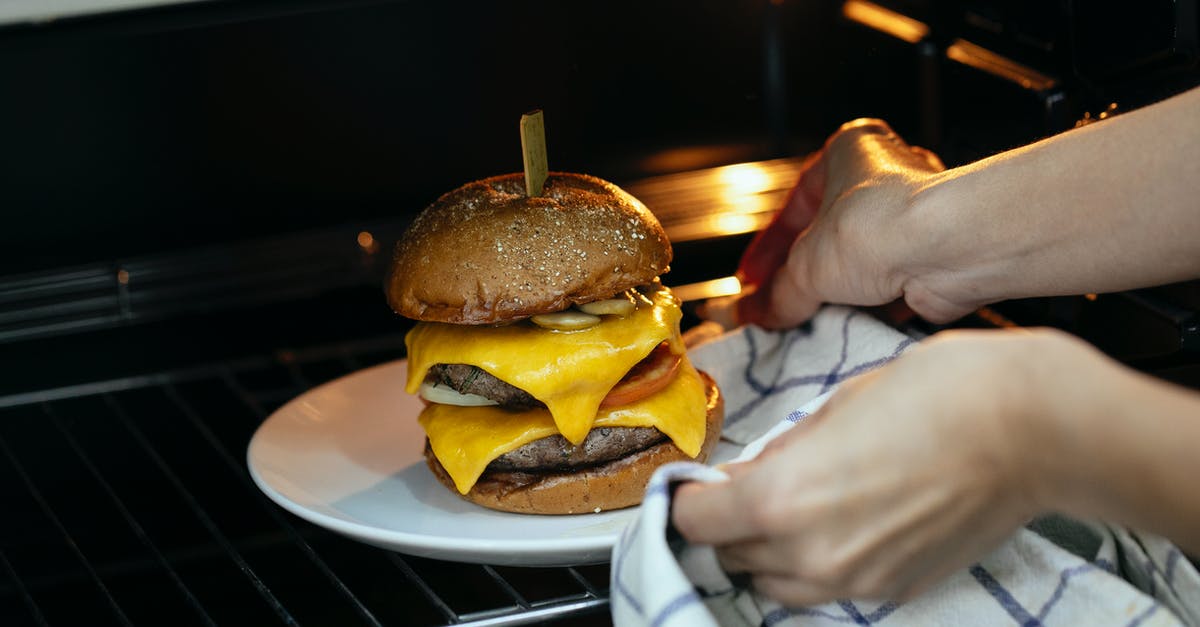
[424,371,724,515]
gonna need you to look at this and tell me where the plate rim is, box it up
[246,358,641,564]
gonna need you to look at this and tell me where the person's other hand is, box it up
[671,329,1085,605]
[735,119,960,328]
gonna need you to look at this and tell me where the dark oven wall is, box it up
[0,0,923,277]
[1,2,1199,626]
[0,0,931,395]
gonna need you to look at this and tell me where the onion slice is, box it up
[419,381,500,406]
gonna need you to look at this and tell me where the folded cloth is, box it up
[612,306,1200,626]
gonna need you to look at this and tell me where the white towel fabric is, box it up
[611,306,1200,626]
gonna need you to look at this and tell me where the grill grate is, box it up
[0,335,611,626]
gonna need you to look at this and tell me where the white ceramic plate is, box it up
[247,359,740,566]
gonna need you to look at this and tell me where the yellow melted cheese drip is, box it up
[420,360,708,493]
[404,286,684,445]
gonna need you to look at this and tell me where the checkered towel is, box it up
[611,306,1200,626]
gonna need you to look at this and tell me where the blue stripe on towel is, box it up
[1037,563,1098,622]
[784,409,809,423]
[1166,548,1182,587]
[837,338,915,380]
[1126,602,1160,627]
[742,328,775,396]
[761,600,898,626]
[612,523,644,617]
[650,589,700,627]
[818,313,857,395]
[970,564,1041,626]
[727,335,913,427]
[837,599,871,625]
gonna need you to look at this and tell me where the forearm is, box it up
[1023,337,1200,555]
[907,86,1200,307]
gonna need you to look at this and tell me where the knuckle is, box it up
[746,488,792,535]
[837,117,891,136]
[809,552,855,587]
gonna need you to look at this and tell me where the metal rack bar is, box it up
[386,554,459,623]
[481,565,530,610]
[101,393,299,626]
[43,403,218,627]
[217,368,269,418]
[456,597,609,627]
[566,566,604,599]
[0,331,410,411]
[0,430,134,626]
[0,549,48,626]
[0,361,246,410]
[162,383,383,627]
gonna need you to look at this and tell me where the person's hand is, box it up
[734,119,961,328]
[671,329,1088,605]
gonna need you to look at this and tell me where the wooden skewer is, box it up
[520,109,548,197]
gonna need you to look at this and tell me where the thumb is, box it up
[737,243,822,329]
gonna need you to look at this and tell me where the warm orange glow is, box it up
[718,163,772,196]
[1085,293,1098,301]
[716,163,776,218]
[640,157,803,243]
[946,39,1057,91]
[357,231,374,249]
[116,269,130,285]
[713,213,762,235]
[670,276,742,303]
[975,306,1017,328]
[842,0,929,44]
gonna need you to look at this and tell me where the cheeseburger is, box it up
[386,172,723,514]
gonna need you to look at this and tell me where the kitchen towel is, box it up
[612,306,1200,626]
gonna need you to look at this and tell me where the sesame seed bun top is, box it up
[386,172,672,324]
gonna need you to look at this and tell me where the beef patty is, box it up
[488,426,667,471]
[427,363,669,471]
[427,364,542,409]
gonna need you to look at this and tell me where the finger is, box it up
[671,476,768,545]
[737,152,827,287]
[716,540,802,578]
[753,574,843,608]
[736,223,803,289]
[695,293,739,329]
[738,247,822,329]
[909,145,944,171]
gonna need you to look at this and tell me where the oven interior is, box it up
[1,1,1198,625]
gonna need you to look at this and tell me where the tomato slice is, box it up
[599,342,681,408]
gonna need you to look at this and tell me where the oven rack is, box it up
[0,333,611,626]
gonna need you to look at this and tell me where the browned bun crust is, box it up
[425,371,724,515]
[387,172,672,324]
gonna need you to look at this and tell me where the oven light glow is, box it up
[946,39,1058,91]
[714,213,761,234]
[670,276,742,302]
[718,163,771,196]
[842,0,929,44]
[358,231,381,254]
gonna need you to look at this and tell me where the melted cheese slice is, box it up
[420,360,708,493]
[405,286,684,444]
